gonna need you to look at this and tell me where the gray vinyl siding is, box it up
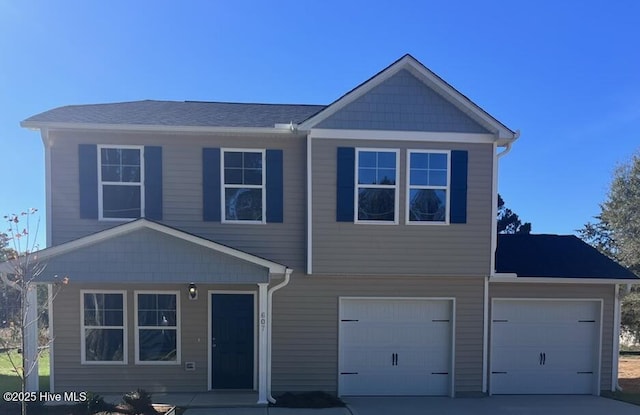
[271,275,485,395]
[41,228,269,284]
[311,139,494,276]
[52,283,258,393]
[316,69,489,133]
[48,130,307,271]
[488,283,616,392]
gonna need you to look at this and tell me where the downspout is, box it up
[613,284,622,391]
[267,268,292,404]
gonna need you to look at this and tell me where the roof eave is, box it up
[20,121,297,135]
[490,275,640,284]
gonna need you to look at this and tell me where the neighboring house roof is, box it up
[496,234,638,280]
[21,100,326,128]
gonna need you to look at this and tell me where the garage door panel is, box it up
[491,299,600,395]
[339,298,452,396]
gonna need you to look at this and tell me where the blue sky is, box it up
[1,1,639,248]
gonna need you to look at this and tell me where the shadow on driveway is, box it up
[344,395,639,415]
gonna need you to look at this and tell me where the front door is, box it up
[211,293,254,389]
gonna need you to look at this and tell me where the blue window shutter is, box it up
[266,149,284,223]
[144,146,163,220]
[450,150,468,224]
[336,147,355,222]
[203,148,221,221]
[79,144,98,219]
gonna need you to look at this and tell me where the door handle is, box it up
[539,352,543,365]
[391,353,398,366]
[542,353,546,365]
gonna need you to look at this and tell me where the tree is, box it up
[578,151,640,343]
[0,209,67,415]
[497,194,531,234]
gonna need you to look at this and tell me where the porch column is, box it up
[25,283,39,391]
[257,283,268,404]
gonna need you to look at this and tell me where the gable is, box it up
[39,227,270,284]
[315,69,490,133]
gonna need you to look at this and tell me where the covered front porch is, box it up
[7,219,292,405]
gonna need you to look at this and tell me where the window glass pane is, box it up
[377,169,396,185]
[358,168,376,185]
[358,188,395,221]
[225,188,263,221]
[84,310,98,326]
[121,166,140,183]
[358,151,376,167]
[137,294,156,310]
[85,328,124,362]
[224,152,242,168]
[428,170,448,187]
[410,169,428,186]
[156,294,176,310]
[138,310,158,326]
[409,189,446,222]
[101,148,121,165]
[224,168,243,185]
[104,294,123,309]
[102,185,141,218]
[121,149,140,165]
[244,168,262,185]
[138,329,177,361]
[104,310,123,326]
[243,152,262,169]
[101,166,121,182]
[377,152,396,168]
[410,152,428,169]
[429,153,448,170]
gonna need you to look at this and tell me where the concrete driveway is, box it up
[344,395,639,415]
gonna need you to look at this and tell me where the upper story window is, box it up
[407,150,450,223]
[98,145,144,220]
[222,149,266,223]
[81,291,127,364]
[356,149,399,223]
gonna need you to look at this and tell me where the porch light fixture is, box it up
[188,283,198,300]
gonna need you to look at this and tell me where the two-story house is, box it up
[11,54,638,403]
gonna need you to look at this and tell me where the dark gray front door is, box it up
[211,293,254,389]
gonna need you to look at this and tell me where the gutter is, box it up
[267,268,292,404]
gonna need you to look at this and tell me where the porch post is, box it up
[257,283,268,404]
[25,283,39,391]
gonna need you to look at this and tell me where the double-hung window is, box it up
[98,145,144,220]
[81,291,126,364]
[407,150,450,223]
[135,292,180,364]
[222,149,265,223]
[356,149,399,223]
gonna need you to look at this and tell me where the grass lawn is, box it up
[0,348,50,393]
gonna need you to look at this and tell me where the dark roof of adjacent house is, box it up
[496,234,638,279]
[22,100,327,128]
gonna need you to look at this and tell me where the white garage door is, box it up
[339,298,453,396]
[491,299,601,395]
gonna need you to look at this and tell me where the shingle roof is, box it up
[22,100,327,128]
[496,234,638,280]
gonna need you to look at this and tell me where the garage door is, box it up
[491,299,600,395]
[339,298,453,396]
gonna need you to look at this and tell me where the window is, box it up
[135,292,180,364]
[98,145,144,220]
[356,149,399,223]
[81,291,126,364]
[407,150,450,223]
[222,149,265,223]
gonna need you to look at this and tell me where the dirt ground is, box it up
[619,356,640,392]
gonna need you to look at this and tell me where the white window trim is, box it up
[221,148,266,224]
[354,148,400,225]
[80,290,128,365]
[134,290,181,365]
[97,144,145,221]
[406,149,451,225]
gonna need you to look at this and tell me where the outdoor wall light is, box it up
[188,283,198,300]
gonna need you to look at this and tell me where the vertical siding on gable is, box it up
[312,139,494,276]
[316,69,490,133]
[48,131,307,271]
[271,275,485,394]
[488,283,615,392]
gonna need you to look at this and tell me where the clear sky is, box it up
[1,0,639,249]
